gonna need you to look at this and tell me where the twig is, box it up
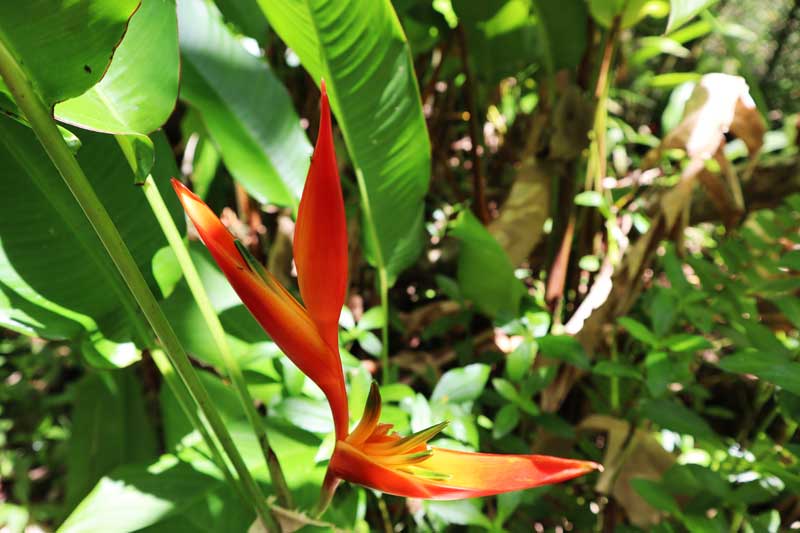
[455,24,490,224]
[421,37,452,106]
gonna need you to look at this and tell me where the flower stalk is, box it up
[141,174,293,508]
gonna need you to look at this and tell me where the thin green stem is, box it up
[353,169,391,384]
[0,38,278,532]
[609,334,620,413]
[140,174,294,509]
[378,267,390,384]
[149,349,245,502]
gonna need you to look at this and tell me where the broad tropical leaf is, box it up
[259,0,431,281]
[0,117,183,365]
[178,0,311,206]
[0,0,140,106]
[55,0,180,180]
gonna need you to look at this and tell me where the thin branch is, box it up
[455,24,490,224]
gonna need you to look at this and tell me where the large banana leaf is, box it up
[55,0,178,136]
[258,0,431,282]
[54,0,180,180]
[0,116,183,366]
[0,0,140,106]
[178,0,311,206]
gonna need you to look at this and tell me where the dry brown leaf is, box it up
[580,415,676,528]
[657,73,764,162]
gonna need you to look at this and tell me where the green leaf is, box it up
[425,500,491,529]
[649,71,702,88]
[496,491,524,527]
[260,0,431,280]
[780,250,800,271]
[178,0,311,206]
[593,361,643,380]
[59,456,226,533]
[665,0,717,34]
[640,398,720,444]
[618,317,659,346]
[589,0,669,29]
[452,0,539,83]
[507,339,536,382]
[492,378,539,416]
[66,369,158,509]
[662,334,711,352]
[432,363,491,404]
[357,307,386,330]
[537,335,591,370]
[492,404,520,439]
[55,0,177,135]
[574,190,604,207]
[214,0,271,45]
[0,504,28,533]
[274,397,335,434]
[661,81,696,133]
[632,36,690,64]
[449,210,526,318]
[645,351,671,396]
[357,330,383,357]
[0,117,183,361]
[532,0,588,70]
[0,0,140,106]
[718,350,800,396]
[649,288,677,337]
[630,478,681,515]
[54,0,180,181]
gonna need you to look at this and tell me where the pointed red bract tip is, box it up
[293,80,348,352]
[320,78,327,95]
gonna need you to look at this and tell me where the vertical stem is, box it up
[141,175,294,508]
[378,266,390,384]
[0,38,278,532]
[354,169,391,384]
[609,334,620,412]
[455,24,490,225]
[149,348,246,503]
[313,470,340,518]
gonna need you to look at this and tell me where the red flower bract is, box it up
[173,81,600,502]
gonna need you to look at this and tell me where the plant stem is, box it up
[140,174,294,509]
[0,38,278,532]
[354,169,391,384]
[377,266,390,384]
[313,470,340,518]
[454,24,490,225]
[149,349,246,502]
[609,333,620,413]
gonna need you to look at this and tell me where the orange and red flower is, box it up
[172,81,600,503]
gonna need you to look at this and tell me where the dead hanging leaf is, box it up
[645,73,765,226]
[580,415,676,528]
[654,73,764,162]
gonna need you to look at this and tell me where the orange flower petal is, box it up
[417,448,601,499]
[172,179,350,439]
[293,80,348,351]
[329,438,600,500]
